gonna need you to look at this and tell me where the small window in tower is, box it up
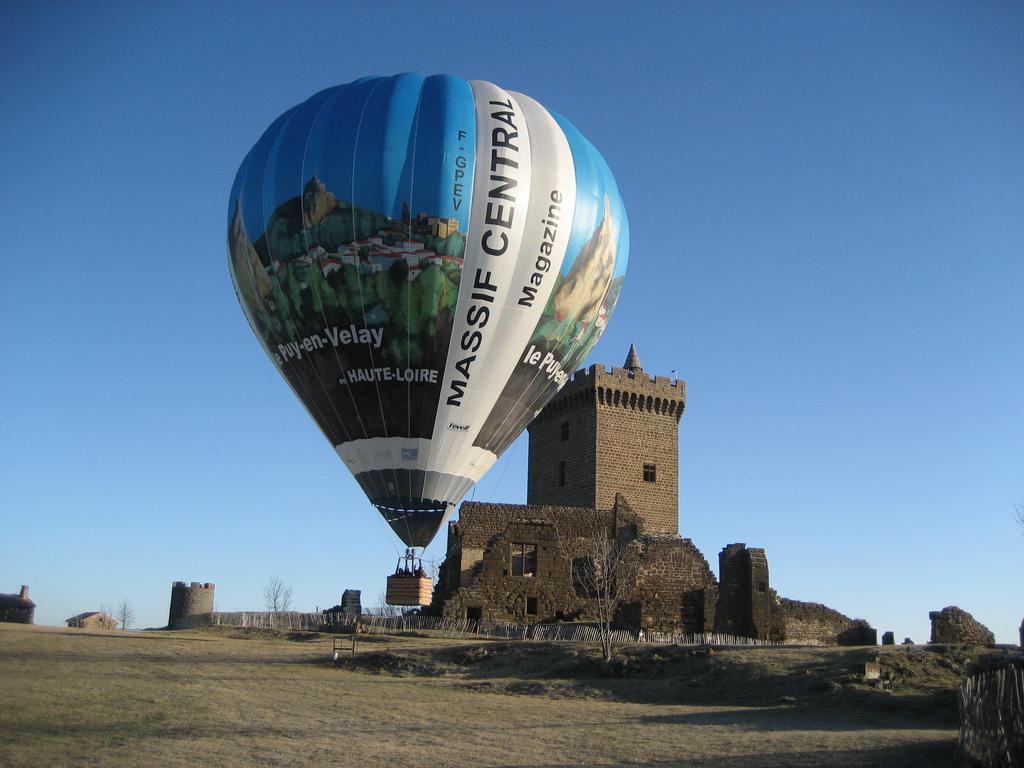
[511,543,537,577]
[559,460,566,487]
[526,596,538,615]
[757,581,767,593]
[643,463,657,483]
[561,421,570,441]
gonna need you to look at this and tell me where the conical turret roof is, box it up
[624,343,643,372]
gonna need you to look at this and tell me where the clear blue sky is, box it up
[1,1,1021,642]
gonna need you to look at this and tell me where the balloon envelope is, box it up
[228,74,628,548]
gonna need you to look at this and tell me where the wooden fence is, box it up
[958,665,1024,767]
[179,610,789,648]
[178,611,328,631]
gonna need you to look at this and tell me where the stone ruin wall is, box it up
[929,606,995,646]
[455,501,620,551]
[168,581,215,629]
[436,519,580,624]
[434,501,635,623]
[619,535,717,634]
[713,544,784,641]
[432,502,882,643]
[432,499,718,633]
[779,598,875,645]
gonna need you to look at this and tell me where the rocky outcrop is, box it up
[301,174,337,229]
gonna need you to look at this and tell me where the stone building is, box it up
[430,346,875,643]
[168,581,215,628]
[66,612,118,630]
[0,585,36,624]
[430,494,718,632]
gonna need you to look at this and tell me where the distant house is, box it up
[427,216,459,239]
[0,585,35,624]
[321,257,343,276]
[66,612,118,630]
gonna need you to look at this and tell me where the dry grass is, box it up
[3,623,1013,767]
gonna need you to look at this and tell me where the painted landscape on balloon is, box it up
[228,174,467,442]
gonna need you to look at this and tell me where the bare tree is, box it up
[1016,494,1024,534]
[98,603,118,630]
[373,591,403,617]
[116,598,134,630]
[263,577,293,612]
[571,532,629,662]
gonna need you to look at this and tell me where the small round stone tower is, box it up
[167,581,215,628]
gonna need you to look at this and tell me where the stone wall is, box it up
[526,388,598,509]
[619,536,717,633]
[435,519,580,623]
[929,606,995,646]
[454,501,619,550]
[432,499,640,623]
[168,581,215,628]
[431,497,716,633]
[779,598,876,645]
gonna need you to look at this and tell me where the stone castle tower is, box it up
[526,344,686,534]
[167,581,215,628]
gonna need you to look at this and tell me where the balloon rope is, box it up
[486,439,518,503]
[369,502,404,558]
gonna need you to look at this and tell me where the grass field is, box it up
[2,623,1016,767]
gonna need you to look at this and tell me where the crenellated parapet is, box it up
[534,363,686,423]
[168,581,215,629]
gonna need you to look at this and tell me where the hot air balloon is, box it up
[227,74,628,603]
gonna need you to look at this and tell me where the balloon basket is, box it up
[385,549,432,607]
